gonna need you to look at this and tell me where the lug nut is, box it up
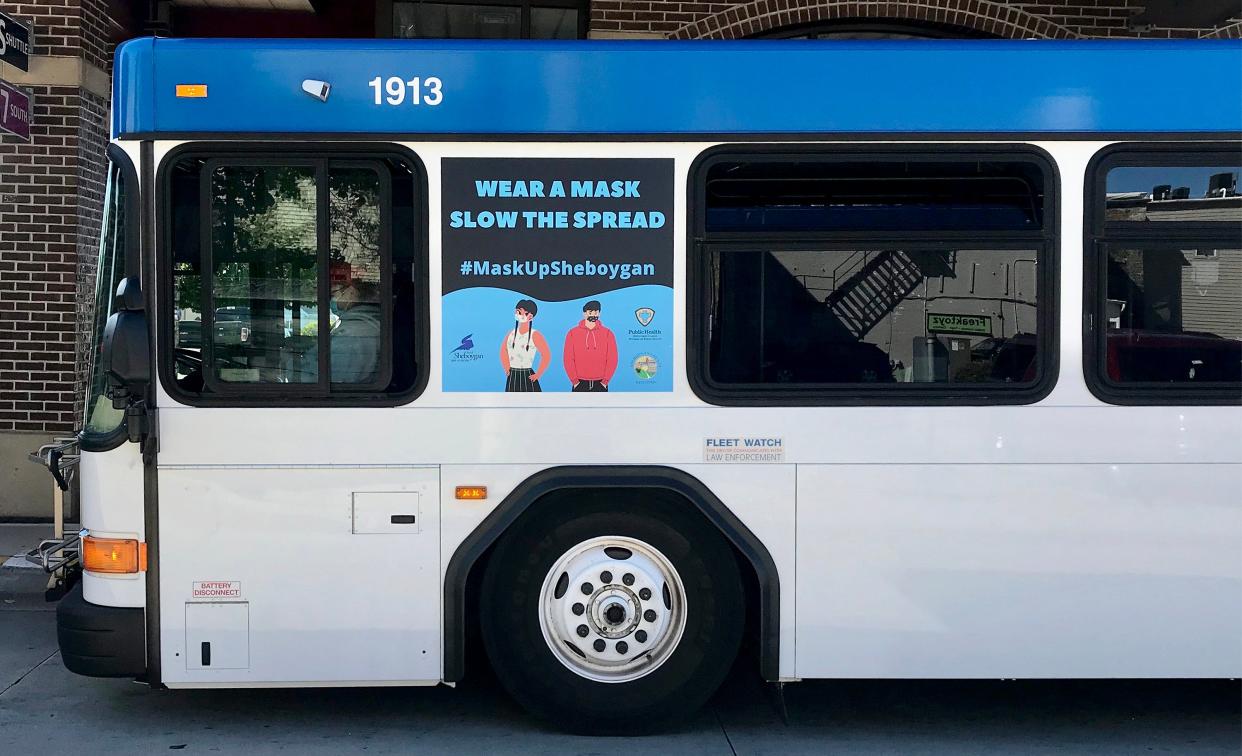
[571,602,585,615]
[622,573,635,586]
[601,570,613,584]
[581,582,593,595]
[639,587,652,600]
[576,624,589,638]
[635,630,647,643]
[644,609,657,622]
[593,639,606,652]
[616,641,628,654]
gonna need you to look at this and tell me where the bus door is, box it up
[38,145,152,629]
[152,148,440,685]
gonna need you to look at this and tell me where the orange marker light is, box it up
[82,536,146,574]
[455,486,488,500]
[175,84,208,98]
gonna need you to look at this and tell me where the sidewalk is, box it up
[0,523,58,569]
[0,523,64,608]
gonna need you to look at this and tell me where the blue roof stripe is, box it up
[112,38,1242,137]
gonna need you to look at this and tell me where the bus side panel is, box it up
[80,444,146,608]
[795,462,1242,679]
[157,466,440,686]
[678,464,796,680]
[439,463,797,681]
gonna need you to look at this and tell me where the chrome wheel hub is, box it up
[538,535,686,683]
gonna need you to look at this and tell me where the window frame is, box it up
[1083,142,1242,406]
[383,0,589,39]
[157,143,428,408]
[687,143,1060,407]
[81,144,142,452]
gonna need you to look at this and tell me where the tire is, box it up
[479,493,744,733]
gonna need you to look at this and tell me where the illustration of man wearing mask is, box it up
[563,300,618,392]
[500,298,550,392]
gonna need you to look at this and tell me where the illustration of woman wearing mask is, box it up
[500,298,551,392]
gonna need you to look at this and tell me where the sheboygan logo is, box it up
[450,334,484,362]
[635,307,655,327]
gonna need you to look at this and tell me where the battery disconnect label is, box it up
[192,581,241,600]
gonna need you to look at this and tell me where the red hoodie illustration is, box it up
[563,318,618,386]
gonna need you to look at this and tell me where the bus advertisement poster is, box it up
[441,158,674,394]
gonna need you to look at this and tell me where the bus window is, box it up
[705,247,1041,386]
[691,150,1054,403]
[326,165,386,387]
[83,157,132,440]
[1105,165,1241,223]
[1102,245,1241,386]
[163,149,423,403]
[208,163,321,388]
[1087,146,1241,404]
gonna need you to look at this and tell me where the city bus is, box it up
[41,37,1242,732]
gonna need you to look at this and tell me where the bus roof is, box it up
[112,38,1242,138]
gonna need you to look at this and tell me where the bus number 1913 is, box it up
[369,76,444,106]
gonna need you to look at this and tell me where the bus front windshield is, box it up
[83,160,129,439]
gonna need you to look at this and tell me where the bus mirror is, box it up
[114,275,144,311]
[100,276,150,412]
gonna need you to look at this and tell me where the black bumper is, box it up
[57,581,146,678]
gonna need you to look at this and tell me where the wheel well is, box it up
[443,466,780,682]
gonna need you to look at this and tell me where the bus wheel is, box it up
[480,498,744,733]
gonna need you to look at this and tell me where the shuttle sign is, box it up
[0,10,31,72]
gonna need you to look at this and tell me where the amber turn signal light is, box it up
[175,84,208,98]
[455,486,487,500]
[82,536,146,574]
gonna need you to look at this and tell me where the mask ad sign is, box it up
[442,158,673,393]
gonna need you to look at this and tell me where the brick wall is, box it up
[81,0,121,73]
[0,86,79,433]
[0,1,123,436]
[593,0,1242,39]
[3,2,98,59]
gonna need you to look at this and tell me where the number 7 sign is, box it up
[0,79,31,142]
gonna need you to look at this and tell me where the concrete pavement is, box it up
[0,523,63,610]
[0,522,57,563]
[0,604,1238,754]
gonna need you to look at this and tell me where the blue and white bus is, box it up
[44,38,1242,731]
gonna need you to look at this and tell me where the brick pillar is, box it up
[0,1,128,519]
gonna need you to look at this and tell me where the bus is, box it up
[39,38,1241,732]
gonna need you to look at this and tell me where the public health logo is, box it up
[635,307,655,327]
[633,354,658,380]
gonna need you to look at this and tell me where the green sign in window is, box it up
[927,313,991,336]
